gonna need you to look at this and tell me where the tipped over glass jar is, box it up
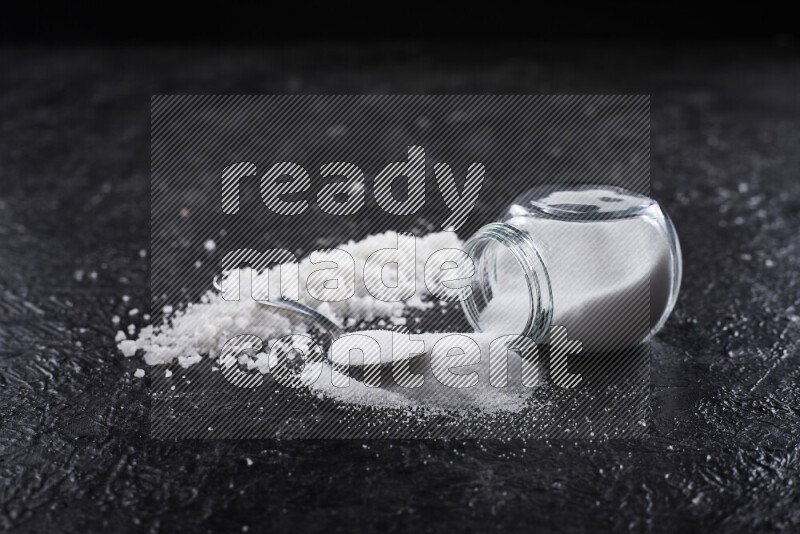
[460,185,682,352]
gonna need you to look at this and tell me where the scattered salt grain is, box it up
[115,331,126,342]
[119,340,138,357]
[165,369,173,378]
[129,308,139,316]
[134,368,145,378]
[203,239,216,251]
[178,353,203,368]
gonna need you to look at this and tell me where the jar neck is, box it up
[460,222,553,342]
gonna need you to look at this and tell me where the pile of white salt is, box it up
[120,231,460,366]
[116,231,538,413]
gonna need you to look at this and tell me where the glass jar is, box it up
[460,185,681,352]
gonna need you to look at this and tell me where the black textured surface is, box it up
[1,45,799,532]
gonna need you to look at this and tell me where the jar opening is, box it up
[460,223,553,342]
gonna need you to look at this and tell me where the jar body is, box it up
[460,185,681,352]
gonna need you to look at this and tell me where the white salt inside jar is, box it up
[461,185,681,352]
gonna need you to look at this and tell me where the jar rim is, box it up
[460,222,553,342]
[510,184,658,221]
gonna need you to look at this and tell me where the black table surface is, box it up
[1,44,799,533]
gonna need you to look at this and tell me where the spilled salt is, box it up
[122,231,462,367]
[306,330,537,413]
[117,230,537,413]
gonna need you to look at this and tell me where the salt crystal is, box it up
[178,353,203,368]
[134,368,145,378]
[203,239,216,251]
[119,339,138,357]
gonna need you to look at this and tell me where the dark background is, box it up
[1,3,797,45]
[1,6,800,533]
